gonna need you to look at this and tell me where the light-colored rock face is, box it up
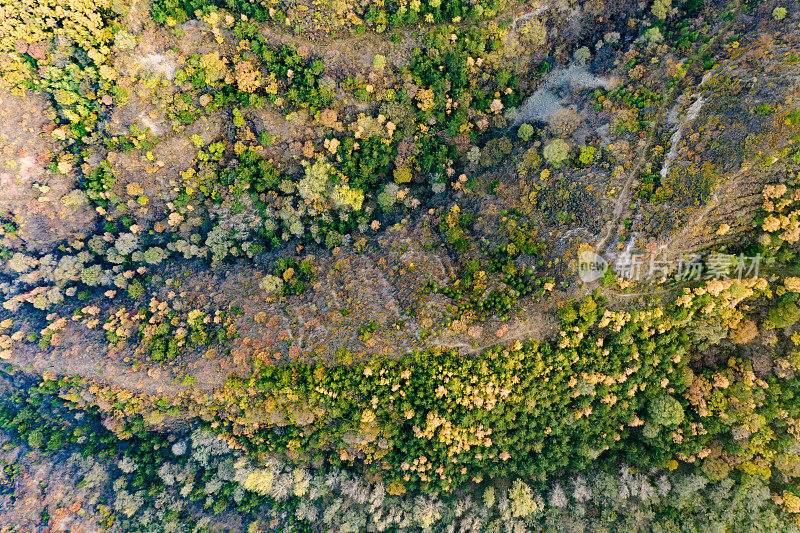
[512,65,619,124]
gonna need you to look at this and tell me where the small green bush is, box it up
[517,123,534,142]
[648,395,685,427]
[543,139,571,166]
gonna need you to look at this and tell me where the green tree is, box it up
[648,395,684,427]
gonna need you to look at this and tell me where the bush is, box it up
[729,319,758,344]
[647,395,684,427]
[765,299,800,329]
[143,247,168,265]
[549,109,580,137]
[517,123,534,142]
[260,275,284,294]
[543,139,572,166]
[651,0,671,19]
[578,146,598,166]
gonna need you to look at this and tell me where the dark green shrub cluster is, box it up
[332,136,398,190]
[0,370,316,530]
[365,0,505,30]
[410,27,521,117]
[151,0,506,34]
[433,212,551,320]
[271,257,316,296]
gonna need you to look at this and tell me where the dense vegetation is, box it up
[1,0,800,529]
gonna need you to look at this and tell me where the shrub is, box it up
[543,139,572,166]
[143,247,168,265]
[651,0,671,19]
[578,146,598,166]
[517,123,534,142]
[573,46,591,65]
[259,275,284,294]
[647,395,684,427]
[549,108,580,137]
[372,55,387,70]
[765,300,800,329]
